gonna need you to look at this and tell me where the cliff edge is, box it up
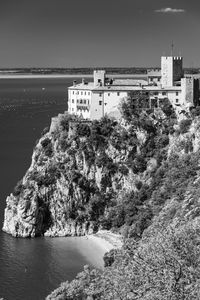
[3,110,137,237]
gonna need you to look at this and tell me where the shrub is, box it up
[41,127,49,136]
[120,91,149,122]
[59,139,70,151]
[155,134,169,149]
[76,123,91,137]
[107,205,126,228]
[131,154,147,173]
[103,249,117,267]
[179,119,192,134]
[118,164,129,176]
[41,138,53,157]
[100,175,112,190]
[88,195,106,221]
[41,138,51,148]
[60,119,69,131]
[13,180,24,197]
[135,180,143,190]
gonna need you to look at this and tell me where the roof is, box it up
[147,70,161,77]
[68,82,95,90]
[93,85,182,92]
[112,79,148,86]
[68,80,182,92]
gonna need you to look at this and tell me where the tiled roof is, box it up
[68,81,182,92]
[147,70,161,77]
[93,85,182,92]
[68,82,95,90]
[112,79,148,86]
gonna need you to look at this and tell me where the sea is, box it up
[0,77,104,300]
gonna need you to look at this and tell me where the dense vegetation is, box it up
[44,92,200,299]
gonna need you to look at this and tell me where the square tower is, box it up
[161,56,183,87]
[93,70,106,87]
[181,77,200,107]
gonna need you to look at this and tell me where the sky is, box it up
[0,0,200,68]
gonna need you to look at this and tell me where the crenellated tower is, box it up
[161,56,183,87]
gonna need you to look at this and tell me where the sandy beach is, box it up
[74,230,123,269]
[59,231,123,270]
[87,230,123,253]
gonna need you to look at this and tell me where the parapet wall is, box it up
[49,111,68,133]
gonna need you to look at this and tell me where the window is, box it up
[176,92,179,96]
[162,92,166,96]
[84,99,86,104]
[176,99,179,103]
[72,99,74,103]
[77,91,79,95]
[99,101,102,105]
[85,92,86,95]
[99,93,102,97]
[154,92,158,95]
[117,92,120,96]
[72,108,74,111]
[108,93,110,96]
[80,99,83,104]
[81,91,83,95]
[158,78,160,82]
[88,92,90,95]
[72,91,74,94]
[151,78,153,81]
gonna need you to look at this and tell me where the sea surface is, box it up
[0,77,104,300]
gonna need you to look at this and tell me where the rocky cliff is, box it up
[3,93,195,239]
[3,111,139,237]
[45,107,200,299]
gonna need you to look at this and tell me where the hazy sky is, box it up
[0,0,200,68]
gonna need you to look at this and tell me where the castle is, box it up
[68,55,199,120]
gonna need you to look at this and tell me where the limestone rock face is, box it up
[5,111,197,238]
[2,114,134,237]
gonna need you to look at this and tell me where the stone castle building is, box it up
[68,55,199,120]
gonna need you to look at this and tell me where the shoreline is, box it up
[86,230,123,253]
[0,73,147,79]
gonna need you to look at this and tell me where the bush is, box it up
[131,154,147,173]
[13,180,24,197]
[41,127,49,136]
[118,164,129,176]
[59,139,70,151]
[41,138,53,157]
[41,138,51,148]
[103,249,117,267]
[60,119,69,131]
[88,195,106,221]
[179,119,192,134]
[76,123,91,137]
[155,134,169,149]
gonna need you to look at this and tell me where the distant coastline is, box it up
[0,73,147,79]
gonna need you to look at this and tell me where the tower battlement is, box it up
[161,56,183,87]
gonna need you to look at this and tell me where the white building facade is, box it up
[68,55,199,120]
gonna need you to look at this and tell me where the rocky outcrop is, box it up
[4,107,197,238]
[2,113,135,237]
